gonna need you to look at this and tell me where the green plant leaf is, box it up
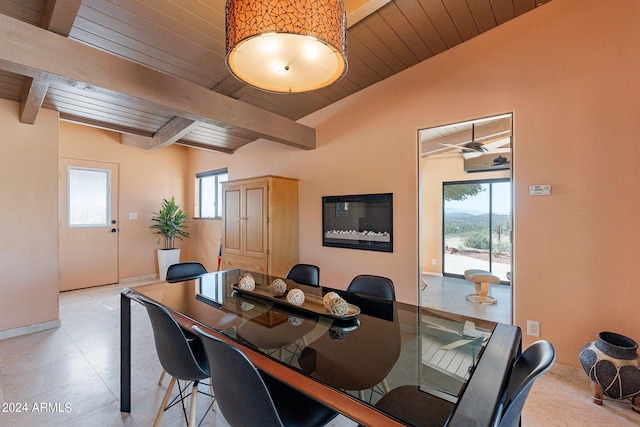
[150,196,189,249]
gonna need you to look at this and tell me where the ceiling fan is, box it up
[440,125,511,159]
[440,124,488,159]
[493,155,510,166]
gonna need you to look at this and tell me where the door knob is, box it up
[110,228,117,233]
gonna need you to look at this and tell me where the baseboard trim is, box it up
[118,274,158,284]
[0,319,61,341]
[422,271,443,277]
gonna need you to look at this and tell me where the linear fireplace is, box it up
[322,193,393,252]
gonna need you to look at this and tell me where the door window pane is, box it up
[443,183,490,275]
[68,167,110,226]
[443,179,511,280]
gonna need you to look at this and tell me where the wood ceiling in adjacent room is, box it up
[0,0,550,153]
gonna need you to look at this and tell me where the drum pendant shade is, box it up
[225,0,348,93]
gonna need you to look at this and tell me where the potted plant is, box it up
[151,197,189,280]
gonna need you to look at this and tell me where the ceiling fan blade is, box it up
[462,151,483,159]
[439,142,465,149]
[486,147,510,154]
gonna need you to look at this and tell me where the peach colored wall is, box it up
[186,136,415,297]
[187,0,640,366]
[59,122,190,279]
[420,155,509,275]
[191,218,222,272]
[0,99,59,331]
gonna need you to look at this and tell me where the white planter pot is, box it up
[157,249,181,281]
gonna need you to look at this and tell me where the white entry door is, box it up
[59,158,119,291]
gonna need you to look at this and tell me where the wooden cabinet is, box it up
[221,176,298,277]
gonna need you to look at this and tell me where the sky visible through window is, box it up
[445,182,511,216]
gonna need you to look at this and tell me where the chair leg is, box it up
[158,369,166,385]
[188,381,199,427]
[210,383,216,410]
[154,376,176,427]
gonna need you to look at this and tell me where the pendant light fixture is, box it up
[225,0,348,93]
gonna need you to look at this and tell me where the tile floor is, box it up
[0,280,636,426]
[421,274,511,324]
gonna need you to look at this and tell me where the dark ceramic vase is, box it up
[579,332,640,413]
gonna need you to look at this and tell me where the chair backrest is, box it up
[347,274,396,301]
[192,326,285,427]
[166,261,207,282]
[499,340,556,427]
[139,297,209,381]
[286,263,320,287]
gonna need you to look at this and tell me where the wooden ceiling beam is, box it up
[150,117,200,150]
[42,0,83,35]
[20,0,82,124]
[20,73,51,124]
[0,14,315,150]
[122,117,201,151]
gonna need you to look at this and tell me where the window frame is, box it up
[196,168,228,218]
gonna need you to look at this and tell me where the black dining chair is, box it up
[499,340,556,427]
[139,297,214,427]
[192,326,338,427]
[159,261,208,386]
[166,261,207,282]
[362,340,555,427]
[359,385,453,427]
[286,263,320,287]
[347,274,395,301]
[299,280,400,403]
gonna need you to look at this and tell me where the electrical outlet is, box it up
[431,258,437,265]
[527,320,540,337]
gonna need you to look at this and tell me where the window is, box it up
[196,168,228,218]
[68,166,111,227]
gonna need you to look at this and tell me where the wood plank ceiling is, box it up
[0,0,550,153]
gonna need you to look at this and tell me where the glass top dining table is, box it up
[120,269,521,426]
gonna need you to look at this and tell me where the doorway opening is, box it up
[418,113,513,324]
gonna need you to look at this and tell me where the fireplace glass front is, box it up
[322,193,393,252]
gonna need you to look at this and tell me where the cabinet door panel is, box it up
[223,187,242,254]
[244,184,268,257]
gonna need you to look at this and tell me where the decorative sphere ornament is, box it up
[329,329,348,341]
[238,274,255,291]
[270,278,287,297]
[328,297,349,316]
[288,316,304,326]
[286,288,305,306]
[240,301,255,311]
[323,291,339,309]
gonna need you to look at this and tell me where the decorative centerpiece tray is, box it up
[232,284,360,320]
